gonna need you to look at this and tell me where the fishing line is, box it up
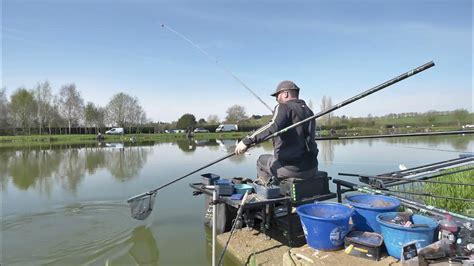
[387,144,470,153]
[161,23,274,113]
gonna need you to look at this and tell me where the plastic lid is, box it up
[439,214,458,232]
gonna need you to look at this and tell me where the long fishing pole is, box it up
[339,167,474,186]
[161,23,274,113]
[380,188,474,202]
[387,144,468,153]
[382,157,473,178]
[357,186,474,221]
[127,61,435,220]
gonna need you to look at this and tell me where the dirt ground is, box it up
[217,228,399,266]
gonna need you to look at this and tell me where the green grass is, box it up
[0,132,249,148]
[423,166,474,217]
[394,166,473,217]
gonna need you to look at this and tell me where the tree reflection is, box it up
[318,140,335,165]
[176,138,196,153]
[3,144,151,193]
[106,146,151,181]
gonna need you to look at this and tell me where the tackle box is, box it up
[201,173,220,185]
[215,179,234,196]
[344,231,384,261]
[253,183,280,199]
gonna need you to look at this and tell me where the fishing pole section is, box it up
[333,157,474,221]
[127,60,435,221]
[161,23,274,113]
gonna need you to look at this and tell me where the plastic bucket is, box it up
[346,195,400,233]
[377,212,438,259]
[296,202,353,250]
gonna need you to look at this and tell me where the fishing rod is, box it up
[161,23,274,113]
[315,130,474,141]
[382,157,474,178]
[339,167,474,187]
[387,144,468,153]
[356,186,474,222]
[127,61,435,220]
[379,188,474,202]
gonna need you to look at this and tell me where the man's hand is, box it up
[234,141,248,155]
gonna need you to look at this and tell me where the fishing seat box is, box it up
[279,171,330,202]
[344,231,384,261]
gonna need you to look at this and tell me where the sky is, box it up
[2,0,472,122]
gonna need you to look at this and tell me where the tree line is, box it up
[0,81,147,135]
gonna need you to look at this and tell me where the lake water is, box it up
[1,135,473,265]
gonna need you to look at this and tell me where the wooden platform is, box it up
[217,228,399,265]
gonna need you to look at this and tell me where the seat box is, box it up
[279,171,330,202]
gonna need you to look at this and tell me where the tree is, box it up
[225,105,248,123]
[0,87,10,129]
[59,84,84,134]
[176,113,197,129]
[34,81,53,135]
[95,107,106,132]
[198,118,207,125]
[10,88,36,135]
[84,102,98,133]
[452,109,470,127]
[207,114,220,125]
[107,93,146,132]
[107,92,132,127]
[320,96,333,126]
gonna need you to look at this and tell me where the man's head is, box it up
[271,80,300,103]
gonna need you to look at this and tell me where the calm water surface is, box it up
[1,135,473,265]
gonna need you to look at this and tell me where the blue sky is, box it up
[2,0,472,122]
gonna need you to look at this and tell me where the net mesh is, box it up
[128,192,157,220]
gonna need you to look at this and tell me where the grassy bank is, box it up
[0,132,248,148]
[394,166,473,217]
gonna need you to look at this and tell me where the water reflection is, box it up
[319,140,335,165]
[2,143,152,192]
[120,226,160,265]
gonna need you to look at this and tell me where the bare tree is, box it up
[34,81,53,135]
[225,105,248,123]
[207,114,220,125]
[320,96,333,126]
[107,93,146,132]
[10,88,36,135]
[0,87,10,129]
[107,93,131,127]
[59,84,84,134]
[84,102,98,133]
[96,107,106,133]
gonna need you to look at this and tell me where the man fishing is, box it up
[235,80,319,185]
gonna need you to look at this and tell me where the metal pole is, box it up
[212,189,217,266]
[263,61,435,142]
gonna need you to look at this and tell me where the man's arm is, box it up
[242,104,289,146]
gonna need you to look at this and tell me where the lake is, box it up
[1,135,473,265]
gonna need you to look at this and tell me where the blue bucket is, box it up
[296,202,353,250]
[377,212,438,259]
[346,195,400,233]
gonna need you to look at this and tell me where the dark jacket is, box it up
[242,99,318,171]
